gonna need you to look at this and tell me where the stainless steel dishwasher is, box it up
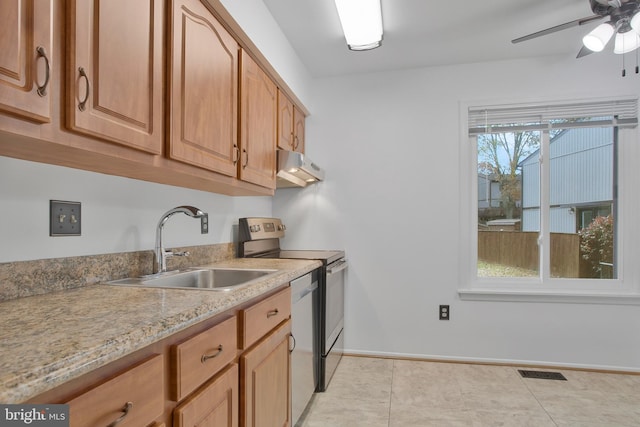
[290,270,318,426]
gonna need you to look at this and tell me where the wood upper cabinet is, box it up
[293,106,305,153]
[277,90,294,151]
[277,91,305,153]
[0,0,52,123]
[239,50,277,189]
[168,0,239,177]
[67,0,163,154]
[240,319,292,427]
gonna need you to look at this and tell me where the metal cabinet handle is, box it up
[242,148,248,169]
[201,345,223,363]
[267,308,279,318]
[35,46,50,97]
[289,333,296,353]
[106,402,132,427]
[233,144,239,165]
[78,67,90,111]
[293,135,299,150]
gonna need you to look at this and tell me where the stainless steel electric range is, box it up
[238,218,347,400]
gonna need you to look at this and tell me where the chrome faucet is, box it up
[155,206,208,273]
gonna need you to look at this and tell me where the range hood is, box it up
[276,150,325,188]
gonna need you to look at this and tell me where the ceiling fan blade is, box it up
[512,14,605,44]
[576,45,594,58]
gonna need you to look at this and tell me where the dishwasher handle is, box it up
[292,280,317,304]
[327,259,348,275]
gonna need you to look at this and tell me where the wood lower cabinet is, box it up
[173,364,239,427]
[168,0,239,177]
[240,286,291,350]
[28,285,292,427]
[66,354,164,427]
[0,0,52,123]
[172,316,238,401]
[240,320,292,427]
[239,50,277,189]
[66,0,164,153]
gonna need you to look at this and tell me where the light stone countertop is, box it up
[0,257,321,403]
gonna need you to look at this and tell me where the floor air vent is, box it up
[518,369,567,380]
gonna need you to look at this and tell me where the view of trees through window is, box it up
[477,121,616,280]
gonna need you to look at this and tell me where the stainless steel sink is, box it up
[106,267,278,291]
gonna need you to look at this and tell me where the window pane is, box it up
[548,126,616,279]
[477,131,540,278]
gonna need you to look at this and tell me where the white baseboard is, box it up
[343,349,640,374]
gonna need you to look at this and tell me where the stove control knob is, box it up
[250,224,261,232]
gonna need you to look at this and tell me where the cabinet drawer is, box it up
[66,354,163,427]
[173,364,238,427]
[172,316,237,401]
[240,287,291,349]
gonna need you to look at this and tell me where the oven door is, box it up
[324,259,347,352]
[321,258,347,391]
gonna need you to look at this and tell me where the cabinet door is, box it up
[67,0,163,154]
[168,0,239,177]
[174,364,239,427]
[239,50,277,189]
[241,320,291,427]
[277,90,294,151]
[293,106,305,153]
[0,0,52,123]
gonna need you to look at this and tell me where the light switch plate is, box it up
[50,200,81,236]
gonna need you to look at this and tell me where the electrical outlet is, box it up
[50,200,81,236]
[439,304,450,321]
[201,213,209,234]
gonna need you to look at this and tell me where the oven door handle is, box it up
[327,260,348,275]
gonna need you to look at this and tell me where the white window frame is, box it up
[458,96,640,305]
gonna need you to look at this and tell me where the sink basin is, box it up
[106,267,278,291]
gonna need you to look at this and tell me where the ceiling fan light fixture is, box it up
[334,0,383,51]
[614,29,640,54]
[582,23,614,52]
[631,11,640,31]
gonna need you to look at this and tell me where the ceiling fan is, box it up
[512,0,640,58]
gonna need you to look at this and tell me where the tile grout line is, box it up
[515,367,560,427]
[388,359,395,427]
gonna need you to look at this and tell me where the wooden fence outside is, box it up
[478,231,581,278]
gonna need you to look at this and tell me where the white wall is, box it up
[218,0,314,109]
[274,53,640,370]
[0,157,272,262]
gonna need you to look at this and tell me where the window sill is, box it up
[458,288,640,305]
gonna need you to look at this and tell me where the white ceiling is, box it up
[262,0,604,78]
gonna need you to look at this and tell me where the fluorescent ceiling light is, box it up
[334,0,383,51]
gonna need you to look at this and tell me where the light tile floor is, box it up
[299,356,640,427]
